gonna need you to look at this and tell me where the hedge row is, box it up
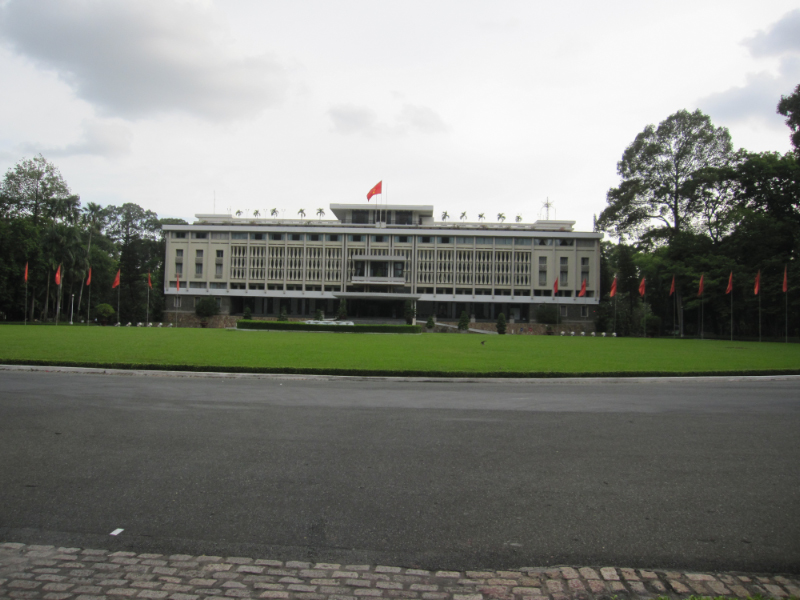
[236,320,421,334]
[3,358,799,379]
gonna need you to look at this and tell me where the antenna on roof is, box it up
[540,197,556,220]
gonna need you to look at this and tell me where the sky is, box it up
[0,0,798,232]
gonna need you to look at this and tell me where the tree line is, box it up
[0,156,186,323]
[595,84,800,340]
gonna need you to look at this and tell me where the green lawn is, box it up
[1,325,799,376]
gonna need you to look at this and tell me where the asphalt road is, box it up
[1,370,798,573]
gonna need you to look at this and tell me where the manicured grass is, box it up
[1,325,799,376]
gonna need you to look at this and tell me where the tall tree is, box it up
[0,155,76,226]
[777,83,800,158]
[598,109,733,243]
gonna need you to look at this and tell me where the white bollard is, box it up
[591,332,596,337]
[612,332,617,337]
[581,331,585,336]
[571,331,575,336]
[602,332,606,337]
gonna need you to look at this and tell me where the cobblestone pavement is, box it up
[1,544,798,600]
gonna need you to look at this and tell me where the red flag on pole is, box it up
[55,264,62,286]
[609,276,617,298]
[553,277,559,295]
[669,275,675,296]
[148,273,152,289]
[578,278,586,297]
[366,181,382,201]
[86,268,92,286]
[784,265,788,293]
[725,271,732,294]
[176,273,180,291]
[754,270,760,295]
[24,262,28,282]
[112,269,120,289]
[638,277,645,297]
[698,274,704,297]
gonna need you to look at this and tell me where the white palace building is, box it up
[162,204,603,323]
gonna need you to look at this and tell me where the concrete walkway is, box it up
[1,543,798,600]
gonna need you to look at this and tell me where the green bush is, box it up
[278,306,288,321]
[195,297,219,320]
[426,315,435,329]
[237,320,421,334]
[337,299,347,320]
[497,312,507,335]
[535,304,559,324]
[94,303,115,323]
[243,306,252,320]
[314,309,324,321]
[458,310,470,331]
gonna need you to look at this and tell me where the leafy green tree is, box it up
[496,312,507,334]
[598,109,733,243]
[425,315,435,329]
[94,303,115,324]
[777,83,800,157]
[243,306,252,320]
[0,155,76,226]
[314,308,324,321]
[195,297,219,320]
[337,298,347,320]
[458,310,469,330]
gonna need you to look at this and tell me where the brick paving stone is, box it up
[646,580,666,593]
[576,568,598,581]
[668,580,690,594]
[764,583,788,597]
[238,567,265,575]
[285,562,312,570]
[345,579,371,588]
[254,561,282,568]
[375,582,402,591]
[72,586,102,594]
[545,580,563,593]
[8,581,40,589]
[42,583,73,592]
[787,585,800,597]
[258,592,289,599]
[43,593,73,600]
[375,568,401,575]
[608,582,627,593]
[344,567,371,572]
[224,589,252,598]
[586,580,605,594]
[420,593,448,600]
[619,568,639,581]
[433,572,459,579]
[599,568,619,581]
[404,571,430,578]
[332,572,360,579]
[168,595,199,600]
[162,584,193,593]
[559,568,579,580]
[314,564,340,571]
[409,585,438,592]
[143,561,169,568]
[452,595,482,600]
[638,570,657,579]
[487,579,516,586]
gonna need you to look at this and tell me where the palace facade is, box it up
[162,204,603,323]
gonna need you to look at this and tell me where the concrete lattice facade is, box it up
[162,204,603,322]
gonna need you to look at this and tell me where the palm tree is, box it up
[441,211,449,221]
[76,202,105,316]
[515,214,522,223]
[270,208,279,218]
[478,213,485,222]
[253,209,261,218]
[460,212,467,221]
[298,208,306,218]
[497,213,506,222]
[316,208,325,220]
[235,210,242,217]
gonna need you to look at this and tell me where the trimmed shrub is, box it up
[94,303,115,324]
[426,315,435,329]
[278,306,288,321]
[195,297,219,320]
[497,312,507,335]
[337,299,347,320]
[535,304,559,325]
[404,300,415,325]
[458,310,470,331]
[237,320,421,334]
[243,306,252,320]
[315,309,324,321]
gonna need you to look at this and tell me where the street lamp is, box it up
[70,293,75,325]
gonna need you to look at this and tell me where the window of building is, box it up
[456,237,474,244]
[581,306,589,318]
[395,211,413,225]
[534,238,553,246]
[372,235,386,243]
[173,232,186,239]
[290,234,303,241]
[215,264,223,277]
[327,234,339,242]
[557,238,574,246]
[560,305,568,317]
[189,282,206,289]
[352,210,369,224]
[192,232,207,239]
[354,261,365,276]
[251,233,266,240]
[581,256,590,283]
[210,282,227,289]
[210,232,228,240]
[195,263,203,276]
[216,250,224,258]
[475,237,492,244]
[495,237,512,245]
[371,261,388,277]
[231,232,248,240]
[438,236,451,244]
[349,235,364,242]
[393,262,404,277]
[419,236,432,244]
[514,238,532,246]
[538,256,547,286]
[175,263,183,276]
[395,236,410,243]
[230,283,246,290]
[308,234,321,242]
[196,250,203,258]
[176,249,183,258]
[173,297,181,307]
[560,257,568,286]
[270,233,284,240]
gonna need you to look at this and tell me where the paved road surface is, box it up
[1,370,798,573]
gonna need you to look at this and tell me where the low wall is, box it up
[434,321,596,335]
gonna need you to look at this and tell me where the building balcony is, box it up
[351,276,406,284]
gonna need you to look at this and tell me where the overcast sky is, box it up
[0,0,798,232]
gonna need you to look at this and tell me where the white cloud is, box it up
[328,103,448,136]
[699,9,800,125]
[327,105,379,136]
[20,120,133,158]
[396,104,448,134]
[0,0,289,121]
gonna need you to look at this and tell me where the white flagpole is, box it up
[146,280,150,324]
[87,283,91,326]
[24,277,28,326]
